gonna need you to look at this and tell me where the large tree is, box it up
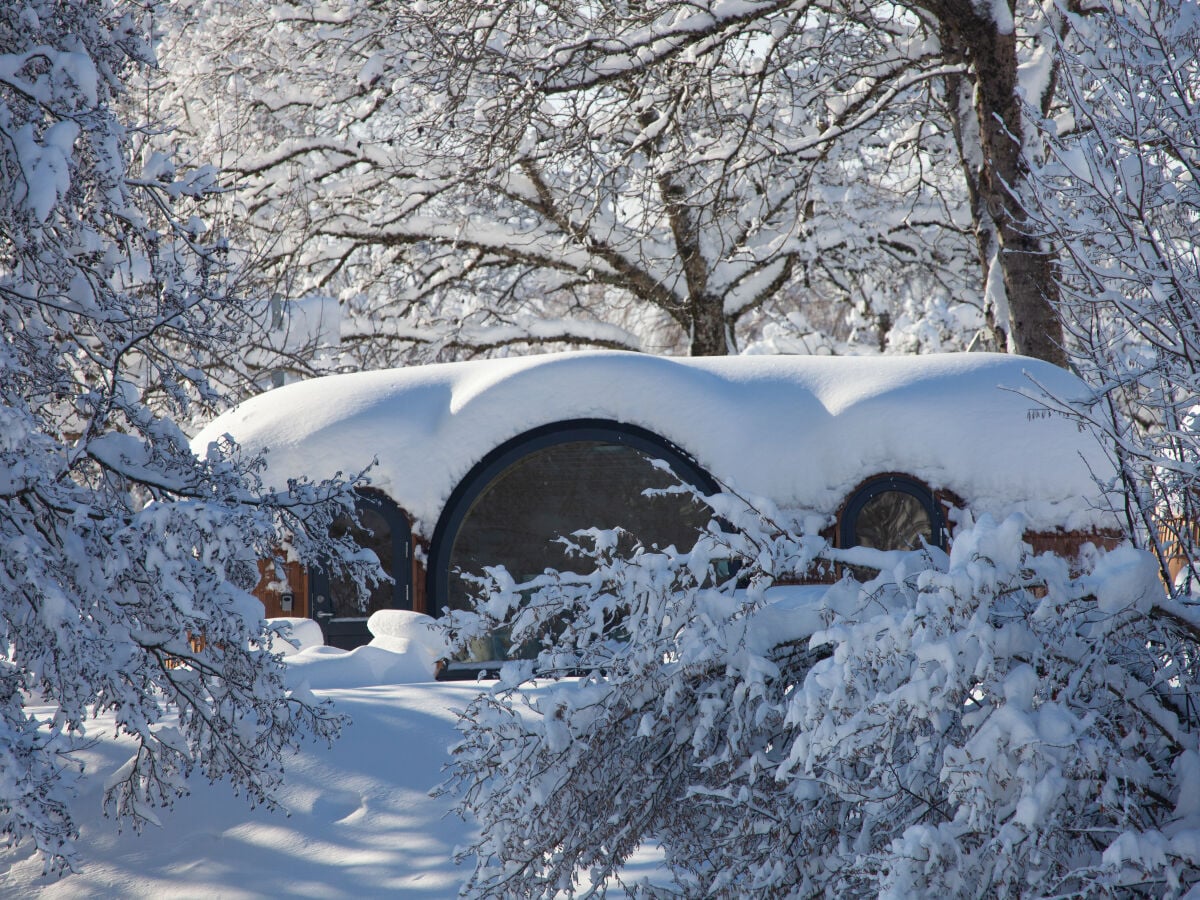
[0,0,371,869]
[156,0,986,360]
[925,0,1069,365]
[1023,0,1200,590]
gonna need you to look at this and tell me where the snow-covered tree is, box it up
[1023,0,1200,594]
[0,0,372,870]
[155,0,990,361]
[435,6,1200,886]
[444,504,1200,897]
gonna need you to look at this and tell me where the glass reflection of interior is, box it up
[853,491,934,552]
[846,489,935,583]
[447,441,709,663]
[328,507,394,620]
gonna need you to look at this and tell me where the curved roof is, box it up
[192,351,1118,536]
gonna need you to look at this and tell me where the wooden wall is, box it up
[251,559,310,619]
[1026,530,1123,568]
[246,520,1128,621]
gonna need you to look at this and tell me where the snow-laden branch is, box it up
[443,499,1200,897]
[0,2,370,872]
[153,0,982,359]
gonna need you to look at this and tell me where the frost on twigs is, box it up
[154,0,984,361]
[0,0,365,875]
[444,500,1200,898]
[1023,0,1200,597]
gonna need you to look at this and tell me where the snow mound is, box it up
[267,617,326,655]
[367,609,450,662]
[277,612,448,689]
[284,643,438,689]
[193,351,1118,535]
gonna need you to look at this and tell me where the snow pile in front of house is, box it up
[365,609,451,659]
[266,616,326,655]
[193,351,1118,535]
[282,611,449,687]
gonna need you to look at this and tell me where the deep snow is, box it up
[193,351,1118,536]
[0,612,662,898]
[6,683,477,898]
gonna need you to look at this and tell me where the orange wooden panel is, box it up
[1160,518,1199,585]
[1026,529,1123,567]
[251,558,310,619]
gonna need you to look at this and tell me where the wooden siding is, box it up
[1026,530,1123,568]
[251,559,310,619]
[1161,518,1198,585]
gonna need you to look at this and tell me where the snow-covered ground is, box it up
[0,614,662,898]
[6,683,475,898]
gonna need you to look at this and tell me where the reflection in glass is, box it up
[853,491,934,552]
[447,440,709,662]
[328,507,395,619]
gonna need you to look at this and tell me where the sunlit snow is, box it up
[193,350,1118,535]
[0,610,667,898]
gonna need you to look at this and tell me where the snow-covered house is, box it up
[193,351,1119,672]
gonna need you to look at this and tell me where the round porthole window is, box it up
[840,475,945,555]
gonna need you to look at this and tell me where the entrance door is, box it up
[310,491,412,650]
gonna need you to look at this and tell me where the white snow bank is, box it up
[279,612,447,688]
[367,609,450,664]
[193,351,1118,534]
[266,617,326,655]
[284,643,438,689]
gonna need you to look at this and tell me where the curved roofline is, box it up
[192,350,1119,535]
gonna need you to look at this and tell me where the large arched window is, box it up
[429,420,718,670]
[840,474,946,556]
[310,489,412,650]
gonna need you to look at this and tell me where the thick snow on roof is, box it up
[193,351,1117,534]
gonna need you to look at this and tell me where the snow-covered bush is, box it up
[0,0,373,872]
[444,501,1200,897]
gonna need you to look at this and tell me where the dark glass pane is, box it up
[328,508,394,619]
[853,491,933,551]
[447,440,708,661]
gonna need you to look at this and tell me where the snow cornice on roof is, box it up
[192,351,1118,535]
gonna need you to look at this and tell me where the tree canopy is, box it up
[159,0,1077,361]
[0,0,371,868]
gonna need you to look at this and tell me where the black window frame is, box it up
[839,474,946,552]
[428,420,718,678]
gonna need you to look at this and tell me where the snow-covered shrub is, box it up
[444,501,1200,898]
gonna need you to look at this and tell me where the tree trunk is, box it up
[689,298,729,356]
[929,1,1068,366]
[943,61,1008,352]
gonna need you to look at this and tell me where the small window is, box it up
[840,475,945,556]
